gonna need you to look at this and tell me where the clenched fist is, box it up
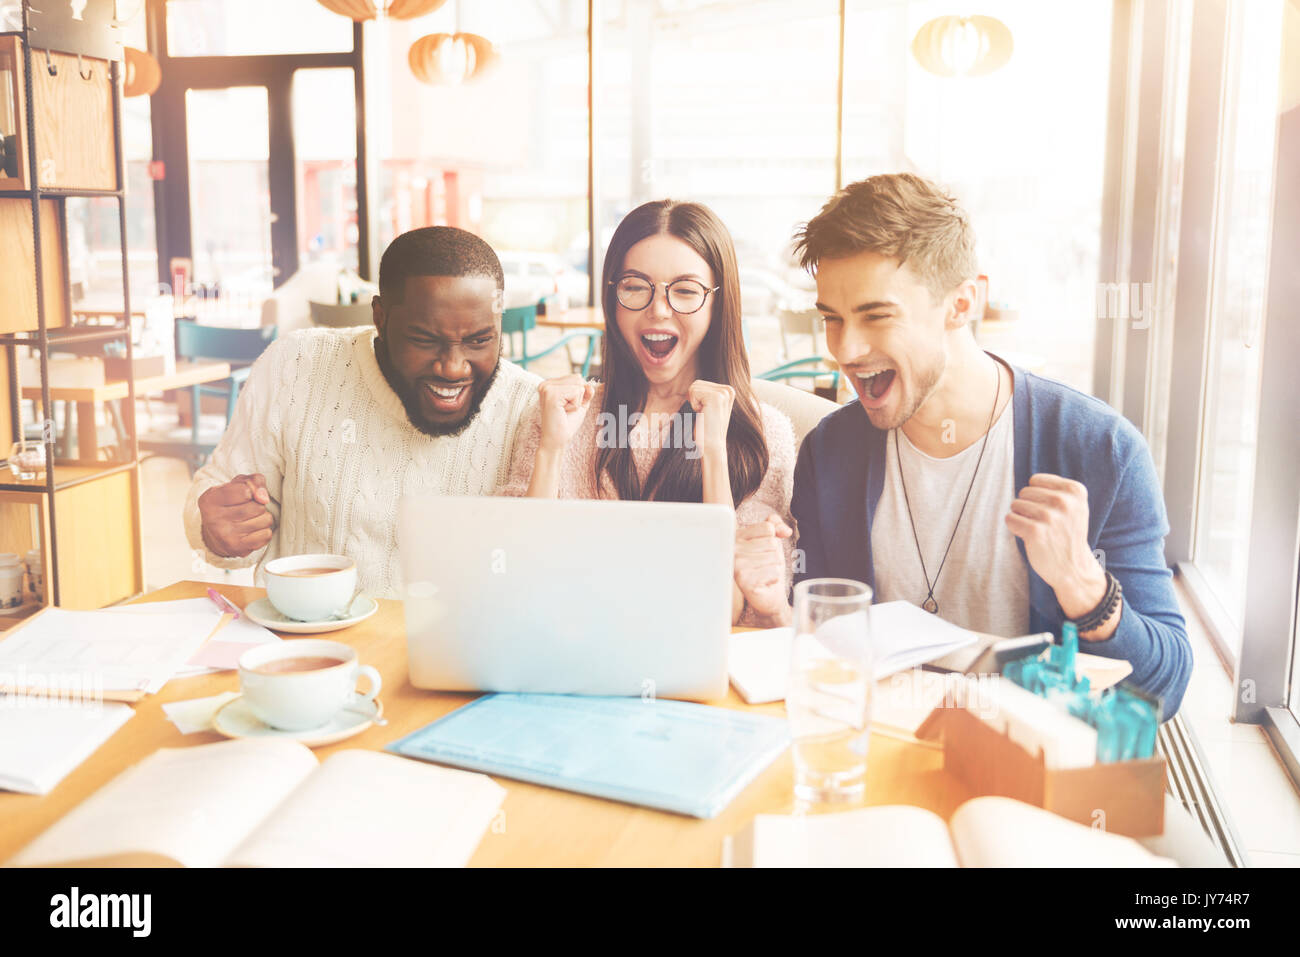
[734,510,793,621]
[537,375,596,453]
[688,380,735,458]
[1005,472,1110,628]
[198,473,275,558]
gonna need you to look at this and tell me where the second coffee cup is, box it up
[237,639,381,731]
[263,553,357,622]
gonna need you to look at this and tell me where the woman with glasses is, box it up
[502,200,796,626]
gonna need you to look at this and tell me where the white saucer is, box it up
[212,693,383,747]
[243,595,379,634]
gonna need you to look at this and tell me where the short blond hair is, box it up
[794,173,977,300]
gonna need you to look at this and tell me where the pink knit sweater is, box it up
[501,384,797,627]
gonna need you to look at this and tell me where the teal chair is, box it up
[757,356,841,390]
[502,303,603,378]
[139,321,279,472]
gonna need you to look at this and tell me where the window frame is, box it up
[1099,0,1299,782]
[145,2,370,284]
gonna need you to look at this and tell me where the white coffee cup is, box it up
[263,553,357,622]
[238,639,382,732]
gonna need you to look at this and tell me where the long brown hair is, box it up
[594,200,769,504]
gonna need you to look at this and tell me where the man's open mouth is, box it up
[640,331,679,363]
[423,381,471,414]
[856,368,896,401]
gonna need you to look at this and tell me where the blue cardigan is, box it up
[790,366,1192,718]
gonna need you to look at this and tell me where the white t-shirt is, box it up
[870,396,1030,638]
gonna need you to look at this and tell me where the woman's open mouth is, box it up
[855,368,896,407]
[423,380,471,414]
[639,331,679,365]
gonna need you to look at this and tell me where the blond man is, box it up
[790,174,1190,717]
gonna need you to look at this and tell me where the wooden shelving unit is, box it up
[0,2,142,616]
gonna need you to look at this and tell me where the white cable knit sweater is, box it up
[183,327,541,598]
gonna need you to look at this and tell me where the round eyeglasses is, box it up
[609,275,718,315]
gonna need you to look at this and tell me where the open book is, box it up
[8,739,506,868]
[723,796,1176,867]
[729,601,979,705]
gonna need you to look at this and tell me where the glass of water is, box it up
[787,578,874,806]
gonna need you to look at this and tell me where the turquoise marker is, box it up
[1002,620,1159,762]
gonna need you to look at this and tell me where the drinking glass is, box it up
[787,578,874,806]
[7,442,45,481]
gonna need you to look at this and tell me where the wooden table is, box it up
[535,305,604,330]
[0,580,971,867]
[70,306,148,324]
[21,361,232,461]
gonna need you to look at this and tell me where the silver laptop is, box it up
[399,495,735,701]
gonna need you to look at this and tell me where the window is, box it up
[122,94,159,301]
[61,10,156,306]
[185,87,274,299]
[1149,0,1297,761]
[595,0,840,343]
[372,0,589,307]
[66,196,125,305]
[843,0,1114,393]
[1191,0,1283,640]
[293,68,359,273]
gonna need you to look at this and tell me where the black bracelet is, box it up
[1073,570,1122,634]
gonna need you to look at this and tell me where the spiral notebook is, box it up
[388,693,790,819]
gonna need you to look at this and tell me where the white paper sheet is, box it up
[162,692,241,734]
[867,601,981,675]
[0,607,225,694]
[104,597,280,676]
[0,696,134,795]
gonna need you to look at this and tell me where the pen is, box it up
[207,588,241,620]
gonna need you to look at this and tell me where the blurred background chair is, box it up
[761,306,841,398]
[502,303,603,378]
[757,357,841,395]
[777,307,827,363]
[750,377,839,448]
[309,300,373,329]
[138,321,279,473]
[261,264,376,335]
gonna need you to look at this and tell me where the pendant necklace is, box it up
[895,364,1001,615]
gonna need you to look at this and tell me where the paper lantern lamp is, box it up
[317,0,447,20]
[409,32,498,86]
[123,46,161,97]
[912,15,1013,78]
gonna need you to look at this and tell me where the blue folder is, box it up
[387,693,790,819]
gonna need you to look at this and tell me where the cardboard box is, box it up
[917,705,1166,837]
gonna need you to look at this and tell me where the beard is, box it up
[867,351,946,432]
[373,336,500,438]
